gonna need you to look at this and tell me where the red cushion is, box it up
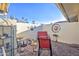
[39,39,50,48]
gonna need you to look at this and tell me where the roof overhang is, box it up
[56,3,79,22]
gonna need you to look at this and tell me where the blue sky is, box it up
[8,3,66,24]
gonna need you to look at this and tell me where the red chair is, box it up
[38,31,48,36]
[37,31,52,56]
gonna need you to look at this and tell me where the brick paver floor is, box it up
[17,41,79,56]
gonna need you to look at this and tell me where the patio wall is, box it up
[42,22,79,44]
[17,22,79,44]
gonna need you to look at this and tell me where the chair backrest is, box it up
[37,31,52,56]
[38,31,50,48]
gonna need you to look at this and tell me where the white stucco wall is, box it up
[16,23,32,34]
[17,22,79,44]
[42,22,79,44]
[17,25,43,40]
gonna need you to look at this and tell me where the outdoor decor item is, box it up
[37,31,52,56]
[52,23,61,33]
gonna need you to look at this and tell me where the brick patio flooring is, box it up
[16,41,79,56]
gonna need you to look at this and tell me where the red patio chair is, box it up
[37,31,52,56]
